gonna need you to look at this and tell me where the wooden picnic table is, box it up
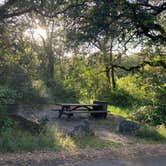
[57,101,108,118]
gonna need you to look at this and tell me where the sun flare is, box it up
[33,27,47,40]
[24,27,47,42]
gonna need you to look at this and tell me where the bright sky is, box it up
[24,26,47,43]
[0,0,5,5]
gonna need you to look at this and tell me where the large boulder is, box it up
[8,104,45,132]
[9,114,42,132]
[118,120,140,133]
[70,119,94,137]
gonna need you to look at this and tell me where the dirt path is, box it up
[76,155,166,166]
[0,144,166,166]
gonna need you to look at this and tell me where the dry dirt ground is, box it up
[1,105,165,166]
[0,144,165,166]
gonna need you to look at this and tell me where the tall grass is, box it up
[0,125,76,152]
[73,136,121,149]
[107,106,166,142]
[108,105,131,118]
[156,125,166,140]
[134,125,166,142]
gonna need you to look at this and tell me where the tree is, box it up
[65,1,135,88]
[64,0,166,78]
[125,0,166,43]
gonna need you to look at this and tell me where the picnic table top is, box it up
[56,103,100,107]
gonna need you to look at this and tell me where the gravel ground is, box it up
[77,155,166,166]
[0,144,166,166]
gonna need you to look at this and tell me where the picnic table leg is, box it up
[58,110,62,118]
[58,107,64,118]
[66,106,73,118]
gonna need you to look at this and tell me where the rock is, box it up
[10,114,41,132]
[118,120,140,133]
[70,119,94,137]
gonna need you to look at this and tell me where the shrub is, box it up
[135,125,166,141]
[21,86,49,104]
[98,88,136,107]
[0,125,76,152]
[154,86,166,125]
[154,107,166,126]
[132,106,154,124]
[0,114,14,133]
[132,105,166,126]
[0,87,17,133]
[117,74,150,105]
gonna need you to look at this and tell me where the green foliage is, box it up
[0,125,76,152]
[97,73,153,108]
[157,125,166,139]
[0,114,15,133]
[73,136,120,149]
[0,86,19,103]
[128,66,166,126]
[135,125,166,142]
[132,106,166,126]
[0,87,17,133]
[154,85,166,125]
[50,82,78,103]
[0,0,165,130]
[98,88,135,108]
[117,75,150,105]
[132,106,155,124]
[21,85,49,104]
[64,56,105,103]
[109,105,130,118]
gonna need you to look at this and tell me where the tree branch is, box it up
[97,60,166,75]
[114,60,166,71]
[138,2,166,15]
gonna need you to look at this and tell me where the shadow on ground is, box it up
[76,155,166,166]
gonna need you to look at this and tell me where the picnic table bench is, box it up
[57,101,107,119]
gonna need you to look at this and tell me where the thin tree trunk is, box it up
[48,50,54,79]
[105,66,111,86]
[109,42,116,89]
[111,65,116,89]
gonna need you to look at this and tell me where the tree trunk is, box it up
[109,43,116,89]
[48,52,54,80]
[105,66,111,87]
[45,46,55,88]
[111,65,116,89]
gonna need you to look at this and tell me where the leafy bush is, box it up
[154,107,166,126]
[0,87,17,133]
[157,125,166,138]
[117,75,150,105]
[154,86,166,125]
[135,125,166,141]
[132,105,166,126]
[0,86,19,103]
[0,113,14,133]
[132,106,154,124]
[98,88,136,107]
[109,105,130,118]
[21,86,49,104]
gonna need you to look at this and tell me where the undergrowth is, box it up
[108,105,131,118]
[0,125,76,152]
[73,136,121,149]
[134,125,166,142]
